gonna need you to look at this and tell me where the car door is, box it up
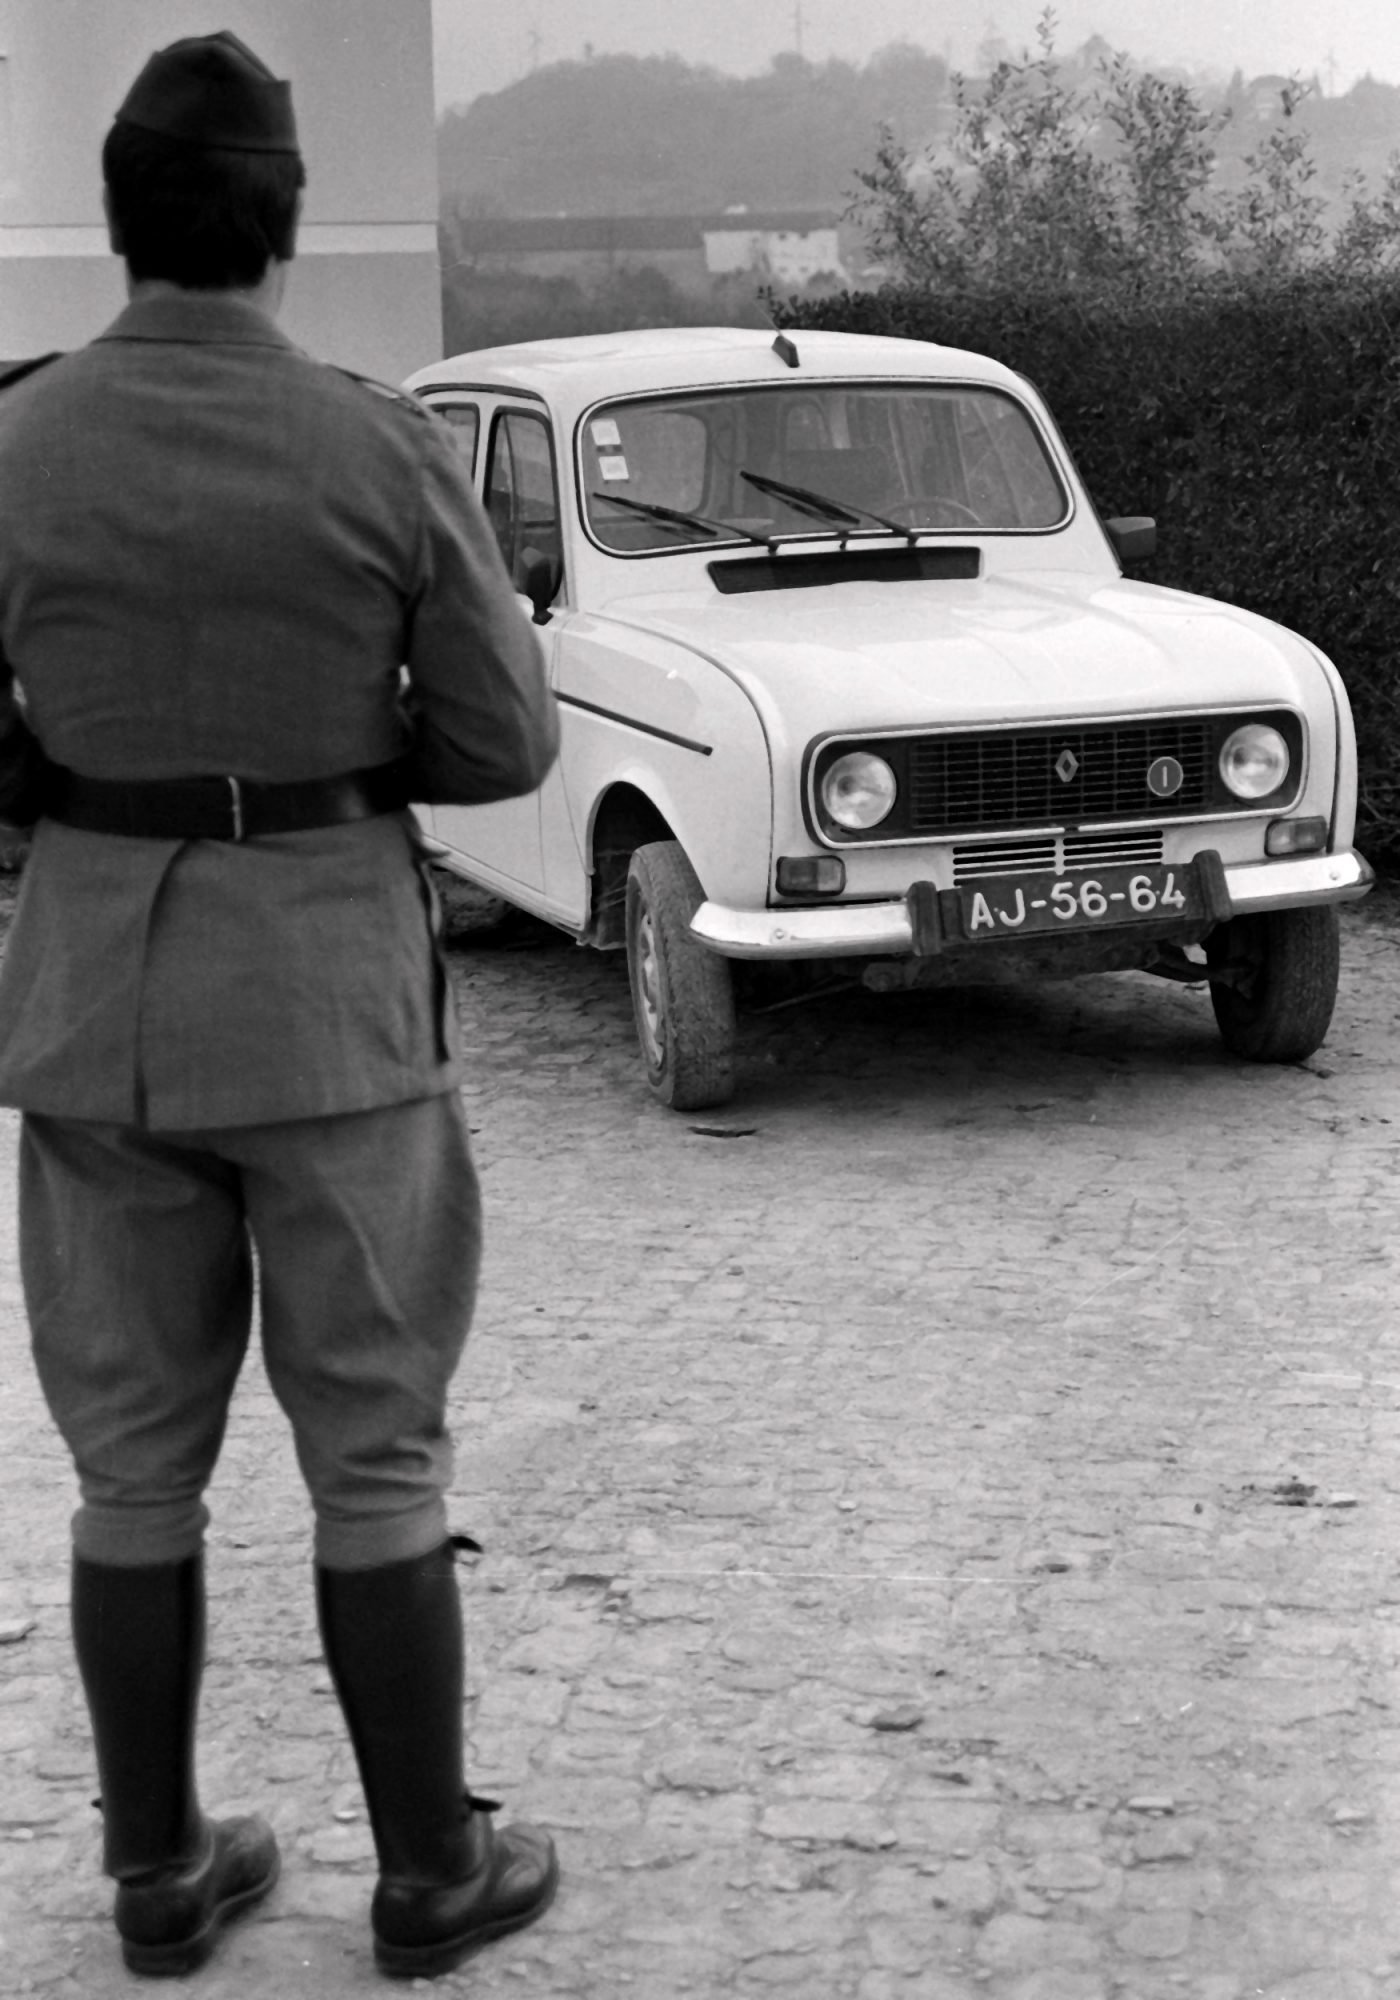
[407,398,477,848]
[429,404,558,899]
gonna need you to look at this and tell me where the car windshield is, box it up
[581,382,1068,553]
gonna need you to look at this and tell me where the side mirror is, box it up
[515,546,560,625]
[1105,516,1157,565]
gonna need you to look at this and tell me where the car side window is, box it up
[435,402,479,476]
[485,410,562,602]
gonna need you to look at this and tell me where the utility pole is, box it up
[526,23,543,73]
[794,2,805,59]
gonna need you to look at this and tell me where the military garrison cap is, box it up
[115,30,299,155]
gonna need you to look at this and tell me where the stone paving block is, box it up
[274,1872,370,1922]
[1254,1979,1380,2000]
[758,1798,897,1846]
[886,1797,1004,1851]
[526,1774,647,1834]
[652,1744,755,1792]
[1003,1810,1109,1853]
[463,1730,543,1791]
[1113,1906,1194,1957]
[975,1908,1104,1972]
[540,1726,649,1778]
[1003,1978,1112,2000]
[473,1672,575,1731]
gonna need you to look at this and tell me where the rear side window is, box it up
[485,409,563,600]
[434,403,479,476]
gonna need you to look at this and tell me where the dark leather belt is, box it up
[45,760,411,842]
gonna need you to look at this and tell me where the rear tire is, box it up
[1206,905,1340,1062]
[625,841,736,1110]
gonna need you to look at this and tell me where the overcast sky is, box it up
[432,0,1400,110]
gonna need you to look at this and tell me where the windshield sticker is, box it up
[590,418,623,449]
[598,454,630,481]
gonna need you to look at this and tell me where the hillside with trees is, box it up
[437,45,952,218]
[437,41,1400,230]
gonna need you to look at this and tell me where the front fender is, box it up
[1297,637,1359,851]
[558,615,775,911]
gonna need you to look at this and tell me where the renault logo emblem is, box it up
[1147,755,1185,798]
[1054,749,1079,784]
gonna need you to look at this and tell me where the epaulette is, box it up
[0,353,62,392]
[330,363,431,420]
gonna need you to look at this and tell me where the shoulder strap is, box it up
[328,363,431,421]
[0,353,62,392]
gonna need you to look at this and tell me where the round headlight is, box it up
[1219,723,1290,800]
[821,751,897,831]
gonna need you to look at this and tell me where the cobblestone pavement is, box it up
[3,881,1400,1998]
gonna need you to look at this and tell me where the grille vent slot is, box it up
[953,829,1165,884]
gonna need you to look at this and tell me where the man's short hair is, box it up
[102,122,305,290]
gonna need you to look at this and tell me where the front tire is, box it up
[625,841,736,1110]
[1206,905,1340,1062]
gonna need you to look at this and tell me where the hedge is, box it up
[775,275,1400,867]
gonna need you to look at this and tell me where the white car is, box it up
[405,327,1373,1110]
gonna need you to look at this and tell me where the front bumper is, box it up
[690,848,1375,961]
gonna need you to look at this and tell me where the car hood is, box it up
[590,570,1322,735]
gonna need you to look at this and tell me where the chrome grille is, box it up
[908,721,1212,834]
[953,830,1165,884]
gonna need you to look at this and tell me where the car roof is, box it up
[404,326,1026,407]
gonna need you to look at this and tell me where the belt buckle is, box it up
[226,776,244,842]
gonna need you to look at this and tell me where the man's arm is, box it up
[0,656,49,827]
[401,424,559,805]
[0,358,61,826]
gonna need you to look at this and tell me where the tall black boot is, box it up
[71,1552,279,1977]
[315,1541,558,1980]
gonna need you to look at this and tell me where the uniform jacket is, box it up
[0,290,558,1128]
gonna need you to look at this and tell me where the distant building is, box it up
[449,210,850,290]
[702,220,847,286]
[0,0,440,379]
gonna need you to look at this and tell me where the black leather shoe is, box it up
[115,1813,280,1977]
[371,1803,559,1980]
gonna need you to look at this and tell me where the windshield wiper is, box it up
[740,468,917,542]
[591,491,770,547]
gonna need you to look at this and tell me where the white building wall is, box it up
[766,228,845,286]
[0,0,440,380]
[702,226,846,285]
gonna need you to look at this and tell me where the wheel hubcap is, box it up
[635,907,666,1068]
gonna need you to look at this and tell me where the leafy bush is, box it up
[774,274,1400,863]
[852,12,1400,288]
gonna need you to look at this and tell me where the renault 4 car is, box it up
[404,327,1372,1110]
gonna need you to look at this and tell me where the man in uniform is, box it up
[0,31,560,1982]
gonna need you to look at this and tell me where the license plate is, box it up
[957,862,1202,940]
